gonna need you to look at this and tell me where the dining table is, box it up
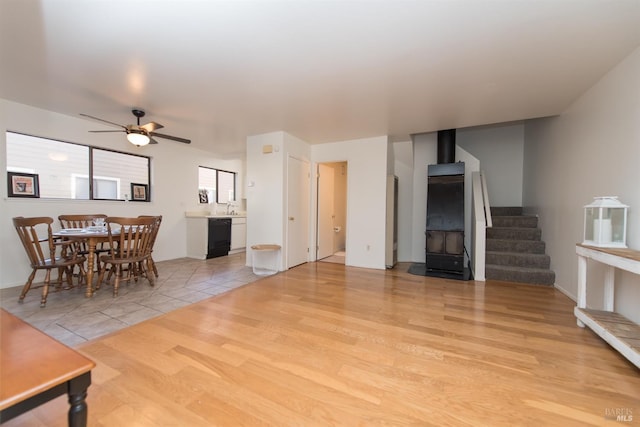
[53,227,113,298]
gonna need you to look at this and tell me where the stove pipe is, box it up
[437,129,456,164]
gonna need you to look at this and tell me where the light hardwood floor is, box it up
[3,262,639,426]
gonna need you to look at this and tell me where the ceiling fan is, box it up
[80,109,191,146]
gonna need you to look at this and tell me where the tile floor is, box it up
[318,251,346,264]
[0,252,264,347]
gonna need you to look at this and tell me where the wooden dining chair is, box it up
[97,216,156,297]
[138,215,162,278]
[13,216,87,307]
[58,214,107,230]
[58,214,109,274]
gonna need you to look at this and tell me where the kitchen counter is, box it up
[185,211,246,218]
[185,212,247,258]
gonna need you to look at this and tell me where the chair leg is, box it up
[64,266,75,290]
[96,264,107,291]
[106,266,115,282]
[64,264,80,286]
[140,261,147,280]
[146,259,155,287]
[150,256,159,278]
[77,262,87,288]
[41,270,52,307]
[129,263,139,283]
[113,265,121,297]
[54,267,65,291]
[19,270,37,303]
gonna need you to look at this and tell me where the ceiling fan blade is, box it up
[80,113,127,129]
[150,132,191,144]
[89,130,125,133]
[148,137,159,145]
[141,121,164,132]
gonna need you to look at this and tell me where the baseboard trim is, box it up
[554,283,577,302]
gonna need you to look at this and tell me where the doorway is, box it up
[317,162,347,265]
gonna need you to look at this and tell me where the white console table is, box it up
[575,244,640,368]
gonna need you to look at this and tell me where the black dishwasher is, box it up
[207,218,232,258]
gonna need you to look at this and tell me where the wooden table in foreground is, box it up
[575,244,640,368]
[0,309,95,426]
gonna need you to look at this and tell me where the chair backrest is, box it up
[13,216,56,267]
[59,214,107,229]
[138,215,162,250]
[104,216,156,260]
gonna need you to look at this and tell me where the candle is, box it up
[594,218,612,244]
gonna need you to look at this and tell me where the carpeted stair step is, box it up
[487,227,542,241]
[485,264,556,286]
[490,206,523,216]
[486,238,546,254]
[486,206,555,286]
[491,215,538,228]
[486,251,550,269]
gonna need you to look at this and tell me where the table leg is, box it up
[576,254,587,327]
[85,239,96,298]
[603,265,615,311]
[67,371,91,427]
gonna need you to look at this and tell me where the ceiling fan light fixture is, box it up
[127,130,150,146]
[82,109,190,145]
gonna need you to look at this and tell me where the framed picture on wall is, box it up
[7,172,40,198]
[199,189,209,204]
[130,183,149,202]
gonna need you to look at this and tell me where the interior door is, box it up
[286,156,310,268]
[317,163,335,259]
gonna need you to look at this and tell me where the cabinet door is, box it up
[231,222,247,250]
[186,219,208,259]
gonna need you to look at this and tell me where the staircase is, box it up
[485,207,555,286]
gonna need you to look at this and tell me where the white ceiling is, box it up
[1,1,639,157]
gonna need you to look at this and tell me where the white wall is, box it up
[311,136,389,269]
[393,141,414,262]
[246,133,389,271]
[457,123,525,207]
[0,99,244,288]
[523,46,640,324]
[457,147,481,265]
[245,132,287,270]
[245,131,312,271]
[411,133,437,261]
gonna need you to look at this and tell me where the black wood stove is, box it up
[409,129,471,280]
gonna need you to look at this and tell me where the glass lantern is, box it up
[583,196,628,248]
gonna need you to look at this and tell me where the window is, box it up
[92,149,149,200]
[72,175,120,199]
[217,170,236,204]
[6,131,150,201]
[198,166,236,204]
